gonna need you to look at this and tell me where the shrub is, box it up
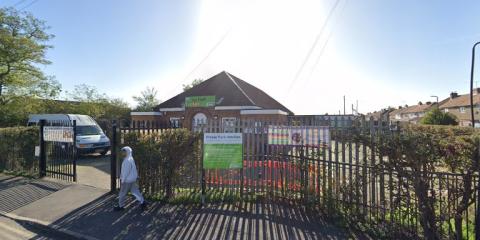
[371,125,480,239]
[122,129,201,200]
[0,127,39,176]
[420,108,458,125]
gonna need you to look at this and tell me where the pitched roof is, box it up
[155,71,293,114]
[401,103,435,114]
[439,94,480,108]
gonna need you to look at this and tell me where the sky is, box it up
[1,0,480,114]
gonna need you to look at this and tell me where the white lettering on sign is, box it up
[204,133,242,144]
[43,126,74,143]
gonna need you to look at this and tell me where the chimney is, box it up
[450,92,459,99]
[474,88,480,95]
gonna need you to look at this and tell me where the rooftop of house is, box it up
[439,89,480,109]
[154,71,293,115]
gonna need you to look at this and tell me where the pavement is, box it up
[0,173,366,240]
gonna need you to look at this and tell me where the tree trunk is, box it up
[415,179,439,240]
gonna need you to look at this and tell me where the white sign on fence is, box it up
[34,146,40,157]
[43,126,74,143]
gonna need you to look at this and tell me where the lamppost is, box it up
[430,95,438,108]
[471,42,480,240]
[470,42,480,128]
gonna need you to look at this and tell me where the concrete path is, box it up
[51,195,364,240]
[0,174,367,239]
[11,184,108,224]
[76,154,111,190]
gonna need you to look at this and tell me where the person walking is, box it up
[114,146,147,211]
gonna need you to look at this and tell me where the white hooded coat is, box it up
[120,146,138,183]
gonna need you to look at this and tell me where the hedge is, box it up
[0,127,39,176]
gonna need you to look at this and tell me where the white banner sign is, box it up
[43,126,74,143]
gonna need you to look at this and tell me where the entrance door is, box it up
[192,113,207,131]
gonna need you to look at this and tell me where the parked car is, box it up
[28,114,111,155]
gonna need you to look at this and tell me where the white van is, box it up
[28,114,111,155]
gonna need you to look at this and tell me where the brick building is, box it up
[439,90,480,127]
[131,71,293,129]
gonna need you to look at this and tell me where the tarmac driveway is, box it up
[76,154,111,190]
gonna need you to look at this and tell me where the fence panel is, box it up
[109,116,480,239]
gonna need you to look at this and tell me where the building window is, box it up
[222,117,237,133]
[460,107,466,113]
[170,117,181,128]
[192,113,207,131]
[444,108,449,113]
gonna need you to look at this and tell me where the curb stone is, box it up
[0,211,99,240]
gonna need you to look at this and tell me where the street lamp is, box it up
[470,42,480,128]
[430,95,438,108]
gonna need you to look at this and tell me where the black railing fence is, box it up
[107,115,479,239]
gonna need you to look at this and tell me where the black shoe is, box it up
[114,206,125,211]
[140,202,148,211]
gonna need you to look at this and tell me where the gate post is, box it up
[110,121,117,192]
[73,120,77,182]
[39,119,46,177]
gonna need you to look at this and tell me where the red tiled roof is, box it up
[155,71,293,114]
[439,94,480,108]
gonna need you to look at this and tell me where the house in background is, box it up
[439,90,480,127]
[389,101,437,124]
[131,71,293,130]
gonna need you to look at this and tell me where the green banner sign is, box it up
[185,96,215,108]
[203,133,243,169]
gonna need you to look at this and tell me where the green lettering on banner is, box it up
[185,96,216,108]
[203,133,243,169]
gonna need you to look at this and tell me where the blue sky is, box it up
[1,0,480,114]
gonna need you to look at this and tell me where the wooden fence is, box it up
[110,116,479,239]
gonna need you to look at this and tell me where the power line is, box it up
[305,0,349,83]
[165,29,231,97]
[12,0,28,7]
[285,0,342,96]
[19,0,39,10]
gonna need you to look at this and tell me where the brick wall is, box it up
[133,108,289,129]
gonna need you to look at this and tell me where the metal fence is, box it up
[110,116,479,239]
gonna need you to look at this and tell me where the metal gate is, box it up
[39,119,77,182]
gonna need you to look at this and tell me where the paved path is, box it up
[0,174,367,239]
[76,154,111,190]
[0,215,78,240]
[52,194,363,240]
[0,175,68,213]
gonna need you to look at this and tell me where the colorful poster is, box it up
[43,126,74,143]
[185,96,216,108]
[268,126,330,147]
[203,133,243,169]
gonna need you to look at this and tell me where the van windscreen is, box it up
[76,125,101,136]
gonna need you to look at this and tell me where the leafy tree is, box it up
[63,84,130,120]
[420,108,458,125]
[132,86,161,111]
[0,7,59,103]
[182,79,203,91]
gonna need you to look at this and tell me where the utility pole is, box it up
[470,42,480,128]
[343,95,346,115]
